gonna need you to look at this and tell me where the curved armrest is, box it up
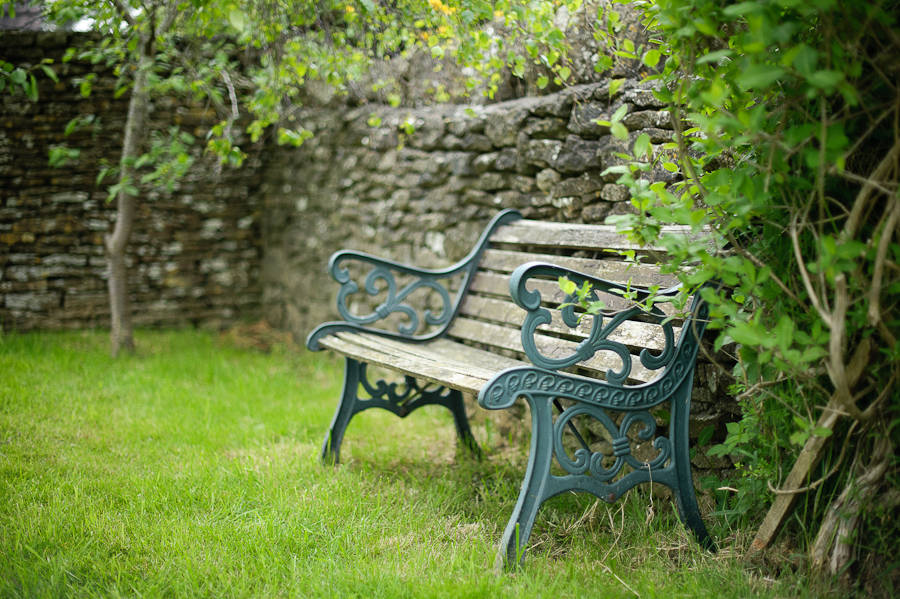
[509,261,684,385]
[307,209,522,350]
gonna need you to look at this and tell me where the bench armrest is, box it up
[509,261,686,385]
[307,209,522,350]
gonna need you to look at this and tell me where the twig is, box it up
[843,139,900,241]
[860,371,897,421]
[832,168,897,198]
[766,420,858,495]
[789,213,830,324]
[600,563,641,598]
[867,171,899,347]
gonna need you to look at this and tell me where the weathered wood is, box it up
[447,317,656,383]
[319,332,522,394]
[468,271,679,315]
[458,294,677,352]
[480,248,680,287]
[490,220,705,252]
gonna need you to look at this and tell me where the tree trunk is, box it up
[810,437,892,577]
[105,41,152,357]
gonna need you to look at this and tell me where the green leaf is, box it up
[642,49,661,68]
[611,104,628,122]
[10,68,26,85]
[696,49,733,65]
[608,78,625,96]
[789,430,810,446]
[228,8,246,32]
[40,64,58,83]
[536,75,549,89]
[586,300,606,314]
[610,121,628,140]
[736,65,785,90]
[729,321,766,346]
[559,276,577,295]
[722,2,764,17]
[633,132,651,159]
[774,315,794,351]
[698,425,716,447]
[25,74,38,101]
[807,69,843,89]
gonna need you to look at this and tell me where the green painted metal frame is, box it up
[307,209,522,462]
[321,358,479,464]
[478,262,715,566]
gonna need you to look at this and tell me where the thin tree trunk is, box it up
[810,438,892,577]
[105,40,152,357]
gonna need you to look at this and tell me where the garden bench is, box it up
[306,209,715,565]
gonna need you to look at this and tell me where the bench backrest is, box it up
[448,218,693,385]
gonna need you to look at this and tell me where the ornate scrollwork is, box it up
[478,289,710,412]
[307,209,523,351]
[552,404,672,481]
[509,262,681,383]
[333,261,455,336]
[480,359,693,412]
[357,363,453,417]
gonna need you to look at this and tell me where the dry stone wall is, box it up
[0,32,265,331]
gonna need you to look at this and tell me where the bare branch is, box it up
[831,168,897,197]
[825,274,867,421]
[767,420,858,495]
[843,139,900,241]
[868,194,899,347]
[790,213,830,324]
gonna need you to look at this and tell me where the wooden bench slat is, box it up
[320,333,495,394]
[347,332,517,381]
[468,271,678,315]
[458,294,678,352]
[490,220,702,251]
[447,317,656,384]
[479,249,679,287]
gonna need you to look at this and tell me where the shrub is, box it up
[597,0,898,587]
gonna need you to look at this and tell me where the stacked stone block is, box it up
[260,81,677,334]
[0,32,264,331]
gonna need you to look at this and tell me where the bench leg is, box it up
[321,357,364,465]
[497,396,555,568]
[670,374,715,550]
[321,357,481,465]
[446,389,482,457]
[485,372,715,567]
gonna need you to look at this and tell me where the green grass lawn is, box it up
[0,330,810,598]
